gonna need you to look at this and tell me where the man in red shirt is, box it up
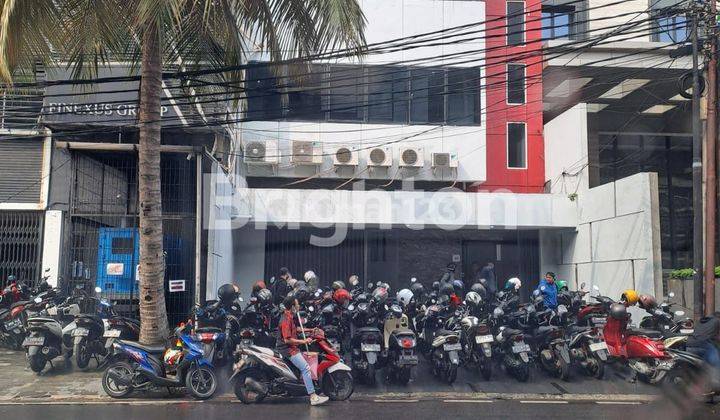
[278,294,329,406]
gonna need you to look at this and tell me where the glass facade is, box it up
[597,133,692,270]
[245,63,481,126]
[507,1,525,46]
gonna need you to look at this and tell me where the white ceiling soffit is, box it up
[669,94,690,101]
[642,104,676,114]
[546,77,593,98]
[599,79,651,100]
[586,103,609,112]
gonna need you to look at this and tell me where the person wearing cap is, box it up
[536,272,559,310]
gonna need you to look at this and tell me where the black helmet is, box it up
[609,303,627,320]
[439,282,454,297]
[256,288,273,306]
[470,283,487,298]
[410,282,425,297]
[218,283,238,304]
[432,281,440,291]
[332,281,346,291]
[294,286,311,303]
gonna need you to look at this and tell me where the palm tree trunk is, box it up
[138,21,169,345]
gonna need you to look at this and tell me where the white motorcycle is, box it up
[23,298,80,373]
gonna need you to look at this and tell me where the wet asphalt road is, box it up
[0,398,716,420]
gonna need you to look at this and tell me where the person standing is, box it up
[536,272,559,310]
[277,295,329,406]
[478,262,497,295]
[272,267,293,305]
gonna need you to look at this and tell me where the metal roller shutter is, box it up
[0,139,44,203]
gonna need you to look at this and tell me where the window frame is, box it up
[541,5,575,40]
[506,63,526,105]
[507,121,528,169]
[507,1,526,46]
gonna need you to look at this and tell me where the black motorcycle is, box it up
[492,304,532,382]
[382,303,417,384]
[348,287,384,385]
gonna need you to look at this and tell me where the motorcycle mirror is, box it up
[411,277,417,283]
[348,304,355,311]
[580,282,586,290]
[238,297,244,302]
[308,306,314,312]
[34,297,42,303]
[431,299,436,304]
[368,283,374,289]
[384,304,388,310]
[668,292,675,298]
[94,286,102,293]
[674,310,685,317]
[592,285,600,292]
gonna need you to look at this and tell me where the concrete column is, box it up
[41,210,63,287]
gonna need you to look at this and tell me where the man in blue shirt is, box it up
[537,272,559,309]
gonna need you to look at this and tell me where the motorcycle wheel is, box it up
[479,359,492,381]
[514,363,530,382]
[365,363,376,385]
[102,361,134,398]
[556,356,571,381]
[185,366,218,400]
[28,353,46,373]
[74,340,92,370]
[323,370,354,401]
[584,355,605,380]
[233,368,268,404]
[446,364,458,384]
[397,367,412,385]
[636,359,666,384]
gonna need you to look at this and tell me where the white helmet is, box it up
[506,277,522,291]
[396,288,414,307]
[304,270,317,281]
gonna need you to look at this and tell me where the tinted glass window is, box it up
[327,66,364,121]
[410,68,444,124]
[246,63,282,120]
[508,122,526,168]
[507,63,525,104]
[447,68,480,124]
[287,71,322,120]
[507,2,525,46]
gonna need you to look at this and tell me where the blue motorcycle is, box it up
[101,323,219,399]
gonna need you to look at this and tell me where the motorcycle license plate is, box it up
[589,341,608,352]
[475,335,494,344]
[399,355,419,366]
[73,327,89,337]
[4,319,21,330]
[103,329,121,338]
[361,343,381,352]
[680,329,694,334]
[443,343,462,351]
[512,343,531,354]
[591,317,606,325]
[23,336,44,346]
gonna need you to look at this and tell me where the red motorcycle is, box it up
[593,286,673,384]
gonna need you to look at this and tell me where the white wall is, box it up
[231,226,266,300]
[587,0,651,42]
[544,103,589,194]
[540,172,663,322]
[41,210,63,287]
[205,162,236,300]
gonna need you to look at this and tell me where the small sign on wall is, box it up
[169,280,186,293]
[452,254,461,263]
[106,263,124,276]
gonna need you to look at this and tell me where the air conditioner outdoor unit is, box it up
[332,146,358,166]
[291,141,322,165]
[243,139,278,165]
[399,147,424,167]
[367,146,392,167]
[431,152,459,168]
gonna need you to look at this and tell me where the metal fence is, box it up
[65,151,196,325]
[0,211,44,286]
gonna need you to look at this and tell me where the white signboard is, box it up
[169,280,186,293]
[106,263,124,276]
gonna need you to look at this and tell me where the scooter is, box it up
[23,297,81,373]
[382,303,418,384]
[101,323,218,399]
[231,326,354,403]
[459,307,494,381]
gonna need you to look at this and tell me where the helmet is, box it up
[294,286,311,303]
[163,348,183,366]
[332,281,346,291]
[432,281,440,291]
[621,289,639,306]
[452,279,464,295]
[7,275,16,282]
[505,277,522,291]
[609,303,628,320]
[410,282,425,298]
[287,278,297,289]
[371,286,388,305]
[396,288,414,307]
[252,280,266,295]
[465,291,482,307]
[333,288,352,306]
[638,294,657,310]
[470,283,487,298]
[348,275,360,287]
[256,288,273,306]
[556,280,568,291]
[218,283,239,304]
[439,282,454,297]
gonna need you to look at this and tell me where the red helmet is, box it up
[252,280,266,295]
[333,288,352,306]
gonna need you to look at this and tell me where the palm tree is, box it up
[0,0,365,345]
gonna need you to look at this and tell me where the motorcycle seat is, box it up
[501,328,523,337]
[118,340,166,354]
[626,328,662,339]
[536,326,559,335]
[195,327,222,334]
[391,328,415,337]
[436,329,458,337]
[569,325,592,334]
[355,327,381,334]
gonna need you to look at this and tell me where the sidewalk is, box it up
[0,349,661,403]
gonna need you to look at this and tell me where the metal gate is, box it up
[0,211,43,285]
[65,151,196,325]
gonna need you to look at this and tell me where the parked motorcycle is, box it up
[459,292,494,380]
[492,304,532,382]
[424,298,462,384]
[382,302,417,384]
[102,323,218,399]
[348,284,384,385]
[23,296,81,373]
[231,327,353,403]
[533,304,572,381]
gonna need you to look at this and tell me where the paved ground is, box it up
[0,397,716,420]
[0,347,661,402]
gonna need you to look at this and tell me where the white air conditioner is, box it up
[431,151,459,168]
[366,146,392,167]
[291,141,322,165]
[399,147,424,167]
[243,139,278,165]
[332,146,358,166]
